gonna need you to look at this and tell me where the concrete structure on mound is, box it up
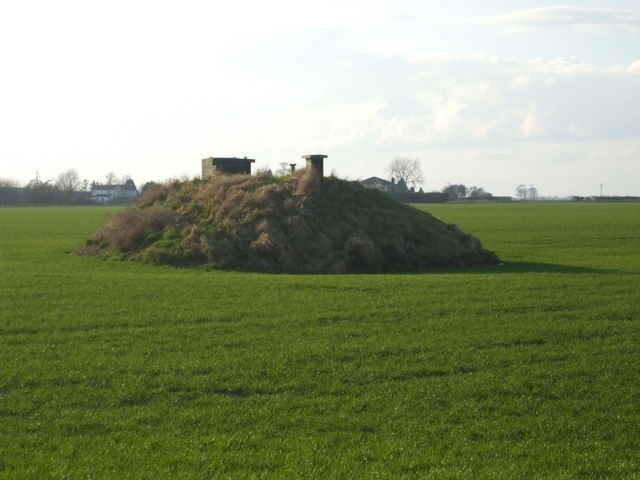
[201,154,326,179]
[303,154,327,177]
[202,157,255,179]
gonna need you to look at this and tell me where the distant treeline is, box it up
[0,170,142,206]
[390,183,505,204]
[390,191,449,203]
[0,186,136,206]
[573,196,640,202]
[0,186,91,206]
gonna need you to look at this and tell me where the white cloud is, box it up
[510,75,530,89]
[529,57,598,76]
[433,95,465,133]
[567,123,591,138]
[521,105,545,138]
[630,59,640,74]
[475,6,640,34]
[245,49,640,162]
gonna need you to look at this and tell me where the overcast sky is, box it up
[1,0,639,196]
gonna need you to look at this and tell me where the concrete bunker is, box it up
[202,157,255,179]
[303,154,327,177]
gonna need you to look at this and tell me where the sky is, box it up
[0,0,639,196]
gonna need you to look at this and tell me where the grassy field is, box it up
[1,203,639,479]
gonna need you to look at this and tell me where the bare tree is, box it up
[0,178,23,205]
[387,157,424,187]
[0,178,21,188]
[515,184,528,200]
[27,170,60,204]
[105,172,120,184]
[442,184,468,200]
[28,169,53,188]
[56,169,81,193]
[468,186,492,199]
[255,164,273,176]
[275,162,292,176]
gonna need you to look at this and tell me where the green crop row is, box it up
[1,203,638,478]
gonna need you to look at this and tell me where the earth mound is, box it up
[78,171,500,273]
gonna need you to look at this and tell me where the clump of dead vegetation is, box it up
[77,170,499,272]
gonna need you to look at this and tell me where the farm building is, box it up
[91,179,138,204]
[360,176,448,203]
[361,176,411,193]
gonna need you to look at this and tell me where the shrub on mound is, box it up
[78,171,500,273]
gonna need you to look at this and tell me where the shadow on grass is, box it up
[230,261,610,276]
[80,253,609,275]
[428,261,609,275]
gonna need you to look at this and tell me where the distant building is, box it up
[202,157,255,179]
[91,179,138,204]
[361,176,409,194]
[360,176,447,203]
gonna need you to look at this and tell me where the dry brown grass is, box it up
[79,206,176,254]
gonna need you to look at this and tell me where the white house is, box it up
[91,179,138,203]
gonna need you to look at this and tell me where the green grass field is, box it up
[1,203,639,479]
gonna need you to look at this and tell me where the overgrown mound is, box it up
[78,172,499,273]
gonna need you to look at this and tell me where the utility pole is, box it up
[600,183,603,198]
